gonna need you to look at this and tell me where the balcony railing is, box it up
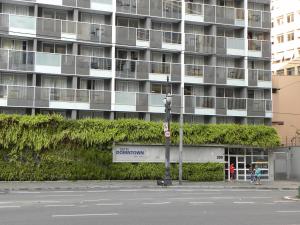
[116,0,182,19]
[0,85,111,109]
[162,31,181,44]
[248,10,271,29]
[248,39,271,58]
[185,64,204,77]
[0,13,112,44]
[185,33,215,54]
[0,49,112,76]
[216,6,245,25]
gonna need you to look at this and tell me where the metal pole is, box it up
[164,76,172,186]
[179,86,183,185]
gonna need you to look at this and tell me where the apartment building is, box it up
[271,0,300,75]
[0,0,271,125]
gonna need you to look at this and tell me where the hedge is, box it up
[0,114,280,181]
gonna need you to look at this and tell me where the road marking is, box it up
[119,189,139,192]
[244,197,272,199]
[189,202,214,204]
[86,190,108,193]
[39,194,84,197]
[233,201,255,204]
[96,203,123,206]
[143,202,170,205]
[0,202,14,204]
[11,191,41,194]
[0,205,21,208]
[274,200,295,203]
[45,205,75,207]
[83,199,111,202]
[52,213,118,218]
[276,211,300,213]
[169,197,195,200]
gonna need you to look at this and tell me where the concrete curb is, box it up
[0,183,298,192]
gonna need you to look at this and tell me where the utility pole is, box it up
[179,85,184,185]
[163,76,172,186]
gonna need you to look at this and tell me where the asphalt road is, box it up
[0,187,299,225]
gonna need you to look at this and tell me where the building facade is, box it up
[271,0,300,75]
[0,0,271,124]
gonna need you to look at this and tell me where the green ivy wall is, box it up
[0,114,280,181]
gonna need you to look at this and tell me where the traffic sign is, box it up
[165,131,170,138]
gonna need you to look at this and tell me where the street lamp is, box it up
[163,76,172,186]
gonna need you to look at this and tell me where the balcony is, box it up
[185,3,215,23]
[116,0,182,20]
[116,27,150,48]
[116,59,149,80]
[0,49,112,77]
[247,99,270,117]
[0,85,111,110]
[216,67,246,86]
[216,6,245,26]
[248,10,271,29]
[0,13,112,44]
[150,30,181,50]
[216,37,245,56]
[248,40,271,58]
[185,96,216,115]
[184,64,204,84]
[114,91,148,112]
[185,34,215,54]
[149,61,181,82]
[148,93,181,113]
[248,69,271,87]
[216,97,247,116]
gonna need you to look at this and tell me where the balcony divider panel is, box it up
[150,30,162,48]
[35,87,50,107]
[204,66,215,84]
[136,93,148,112]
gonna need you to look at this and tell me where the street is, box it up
[0,186,299,225]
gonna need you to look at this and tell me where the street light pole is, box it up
[164,76,172,186]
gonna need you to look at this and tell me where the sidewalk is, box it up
[0,180,299,191]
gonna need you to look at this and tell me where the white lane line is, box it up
[233,201,255,204]
[11,191,41,194]
[86,190,108,193]
[125,198,154,201]
[17,200,61,204]
[143,202,170,205]
[0,205,21,209]
[169,197,195,200]
[274,200,295,203]
[118,189,139,192]
[45,205,75,207]
[41,194,84,197]
[277,211,300,213]
[52,213,118,218]
[0,202,14,204]
[189,202,214,204]
[244,197,272,199]
[96,203,123,206]
[83,199,111,202]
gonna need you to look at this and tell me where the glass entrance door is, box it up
[226,155,246,181]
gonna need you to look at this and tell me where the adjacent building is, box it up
[0,0,271,125]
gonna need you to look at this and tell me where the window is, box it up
[276,69,284,76]
[297,66,300,75]
[277,34,284,43]
[287,67,295,76]
[184,86,192,95]
[115,80,139,92]
[277,16,284,25]
[287,13,294,23]
[287,32,294,41]
[151,83,170,94]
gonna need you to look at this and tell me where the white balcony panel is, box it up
[0,98,8,106]
[115,105,136,112]
[61,33,77,41]
[162,43,181,50]
[91,0,113,12]
[265,112,272,118]
[185,14,204,22]
[136,40,150,48]
[37,0,62,5]
[149,73,169,82]
[184,76,203,84]
[9,15,36,37]
[149,106,164,113]
[195,108,216,115]
[235,20,245,26]
[257,81,272,88]
[227,48,245,56]
[227,110,247,117]
[49,101,90,110]
[248,51,262,57]
[90,69,112,78]
[227,79,246,86]
[35,65,61,74]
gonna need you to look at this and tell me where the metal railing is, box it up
[248,69,272,81]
